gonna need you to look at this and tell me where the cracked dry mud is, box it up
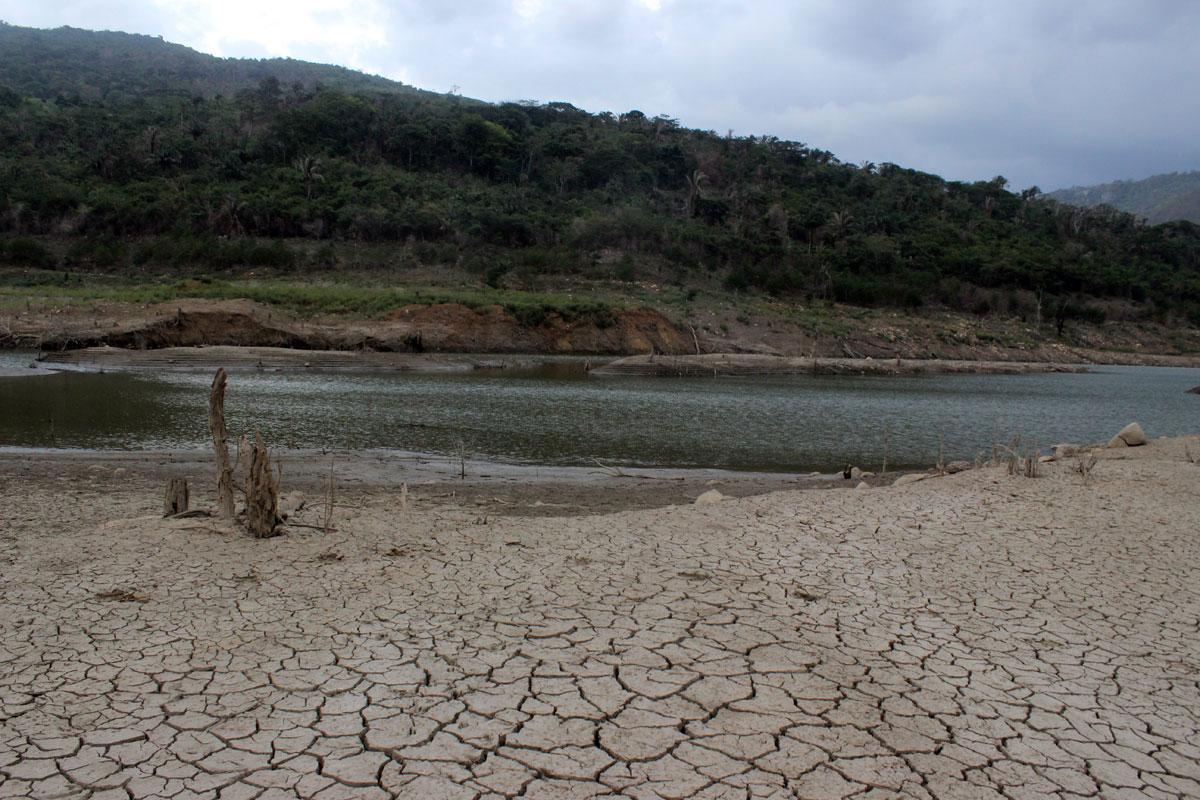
[1,438,1198,799]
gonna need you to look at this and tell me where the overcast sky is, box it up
[7,0,1198,190]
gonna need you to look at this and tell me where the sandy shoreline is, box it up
[35,346,541,374]
[29,345,1089,377]
[0,447,831,517]
[592,353,1090,377]
[1,436,1198,798]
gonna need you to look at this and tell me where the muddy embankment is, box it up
[23,298,693,355]
[8,297,1200,367]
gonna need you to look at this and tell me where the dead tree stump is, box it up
[209,368,235,518]
[237,433,252,511]
[163,478,189,516]
[246,432,281,538]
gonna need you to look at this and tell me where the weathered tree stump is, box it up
[237,433,252,511]
[246,432,281,538]
[209,368,235,518]
[163,478,189,516]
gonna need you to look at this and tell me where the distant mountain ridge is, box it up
[1047,172,1200,225]
[0,23,432,101]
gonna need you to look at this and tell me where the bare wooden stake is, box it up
[323,458,336,533]
[163,478,189,517]
[209,368,235,517]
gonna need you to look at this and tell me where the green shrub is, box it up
[6,237,56,268]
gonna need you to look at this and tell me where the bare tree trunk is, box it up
[246,432,281,538]
[209,368,235,518]
[163,478,189,516]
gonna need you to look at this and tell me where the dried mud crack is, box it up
[1,438,1198,799]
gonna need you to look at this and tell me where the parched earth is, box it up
[1,439,1198,799]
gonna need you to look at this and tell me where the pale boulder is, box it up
[1108,422,1147,448]
[695,489,724,505]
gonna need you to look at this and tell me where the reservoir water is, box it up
[1,352,1197,472]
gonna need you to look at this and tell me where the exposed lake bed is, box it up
[2,426,1197,798]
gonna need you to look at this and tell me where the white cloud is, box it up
[152,0,389,71]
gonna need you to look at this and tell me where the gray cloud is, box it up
[4,0,1197,189]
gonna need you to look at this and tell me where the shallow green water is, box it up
[1,352,1197,472]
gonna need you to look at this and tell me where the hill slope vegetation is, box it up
[1,22,1199,334]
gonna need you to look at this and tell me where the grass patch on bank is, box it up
[0,270,621,326]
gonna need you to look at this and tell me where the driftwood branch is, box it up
[287,521,339,532]
[588,458,687,481]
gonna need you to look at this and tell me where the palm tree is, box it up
[143,125,162,156]
[829,209,855,244]
[294,155,324,200]
[215,195,246,237]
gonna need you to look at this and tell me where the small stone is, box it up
[695,489,724,505]
[856,482,870,490]
[944,461,971,474]
[279,491,306,514]
[850,466,863,480]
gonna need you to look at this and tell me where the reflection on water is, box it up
[1,352,1197,472]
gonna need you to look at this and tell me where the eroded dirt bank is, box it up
[10,299,693,356]
[6,296,1200,365]
[1,437,1199,799]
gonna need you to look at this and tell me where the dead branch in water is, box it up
[589,458,687,481]
[209,368,235,517]
[881,428,890,475]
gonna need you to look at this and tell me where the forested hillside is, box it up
[1048,172,1200,226]
[2,23,1200,329]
